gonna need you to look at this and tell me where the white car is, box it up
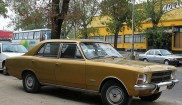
[0,42,28,75]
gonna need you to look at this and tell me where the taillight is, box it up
[136,74,147,85]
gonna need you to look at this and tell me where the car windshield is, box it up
[80,42,123,59]
[160,49,172,56]
[2,44,28,53]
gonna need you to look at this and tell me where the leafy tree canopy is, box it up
[0,0,7,18]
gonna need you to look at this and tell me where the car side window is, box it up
[147,50,154,55]
[60,43,83,59]
[155,50,161,55]
[36,43,60,57]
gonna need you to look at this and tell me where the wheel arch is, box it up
[99,77,129,94]
[21,70,36,79]
[2,60,5,66]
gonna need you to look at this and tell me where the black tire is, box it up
[22,72,40,93]
[139,92,162,102]
[101,80,132,105]
[176,63,181,67]
[143,58,148,62]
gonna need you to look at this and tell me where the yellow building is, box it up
[88,1,182,52]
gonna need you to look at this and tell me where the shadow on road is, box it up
[31,86,181,105]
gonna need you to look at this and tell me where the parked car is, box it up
[139,49,182,66]
[0,42,28,74]
[6,40,179,105]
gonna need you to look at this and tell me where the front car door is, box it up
[55,43,86,89]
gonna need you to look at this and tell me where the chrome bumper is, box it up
[134,79,179,91]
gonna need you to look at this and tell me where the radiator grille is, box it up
[151,71,172,83]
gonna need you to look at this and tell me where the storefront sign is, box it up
[163,1,182,13]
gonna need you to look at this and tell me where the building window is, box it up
[124,34,145,43]
[124,35,131,43]
[106,35,122,44]
[90,36,104,41]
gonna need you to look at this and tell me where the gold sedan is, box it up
[6,39,179,105]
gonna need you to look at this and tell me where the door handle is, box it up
[31,60,35,63]
[55,63,59,66]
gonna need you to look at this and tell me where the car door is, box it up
[154,50,163,63]
[32,42,60,84]
[146,50,155,62]
[55,43,86,89]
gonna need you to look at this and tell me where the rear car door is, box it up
[33,42,60,84]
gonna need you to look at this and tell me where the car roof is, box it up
[41,39,105,43]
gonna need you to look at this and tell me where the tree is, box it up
[69,0,99,39]
[51,0,70,39]
[100,0,131,48]
[142,0,173,49]
[0,0,7,17]
[6,0,51,30]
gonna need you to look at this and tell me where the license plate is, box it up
[179,61,182,63]
[159,86,167,92]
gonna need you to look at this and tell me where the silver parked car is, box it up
[139,49,182,66]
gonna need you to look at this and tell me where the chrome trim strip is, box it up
[40,82,99,94]
[134,79,179,91]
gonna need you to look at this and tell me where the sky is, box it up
[0,0,146,31]
[0,7,14,31]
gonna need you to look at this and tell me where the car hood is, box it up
[90,58,176,72]
[2,52,25,57]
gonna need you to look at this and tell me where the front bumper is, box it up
[134,79,179,91]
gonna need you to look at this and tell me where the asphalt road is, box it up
[0,67,182,105]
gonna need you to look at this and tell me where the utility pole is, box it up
[131,0,135,60]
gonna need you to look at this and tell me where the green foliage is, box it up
[78,27,99,38]
[100,0,131,48]
[6,0,51,30]
[69,0,99,39]
[0,0,7,17]
[142,0,173,49]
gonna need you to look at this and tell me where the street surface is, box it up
[0,67,182,105]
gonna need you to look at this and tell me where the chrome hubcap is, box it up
[106,86,124,104]
[26,76,34,88]
[165,61,169,65]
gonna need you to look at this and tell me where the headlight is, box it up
[136,74,148,85]
[171,72,176,79]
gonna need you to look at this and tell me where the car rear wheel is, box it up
[164,60,169,65]
[101,80,132,105]
[23,72,40,93]
[2,64,8,75]
[143,58,148,62]
[139,92,162,102]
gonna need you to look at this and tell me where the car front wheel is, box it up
[139,92,162,102]
[143,58,148,62]
[101,80,132,105]
[23,72,40,93]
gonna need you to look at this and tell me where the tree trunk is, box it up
[51,0,70,39]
